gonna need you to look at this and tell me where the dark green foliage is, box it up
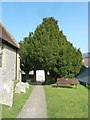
[42,75,55,85]
[19,33,35,78]
[20,17,83,80]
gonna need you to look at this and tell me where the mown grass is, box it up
[2,83,34,118]
[44,84,88,118]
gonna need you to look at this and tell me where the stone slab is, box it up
[0,80,14,107]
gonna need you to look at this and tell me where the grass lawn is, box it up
[1,83,34,118]
[44,84,88,118]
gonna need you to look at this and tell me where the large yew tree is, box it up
[20,17,83,79]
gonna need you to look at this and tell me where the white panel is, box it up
[0,80,14,107]
[36,70,45,82]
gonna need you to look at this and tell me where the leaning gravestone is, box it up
[15,82,29,94]
[15,84,21,94]
[0,103,2,120]
[0,80,14,107]
[25,82,29,89]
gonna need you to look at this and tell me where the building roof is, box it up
[76,67,90,84]
[0,22,19,49]
[83,52,90,58]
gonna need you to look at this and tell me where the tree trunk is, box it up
[45,70,47,82]
[34,70,36,82]
[26,72,29,81]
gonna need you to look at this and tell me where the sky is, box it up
[0,2,88,53]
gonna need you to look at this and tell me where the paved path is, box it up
[17,85,47,118]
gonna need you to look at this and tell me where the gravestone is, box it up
[15,82,26,93]
[0,80,14,107]
[15,82,29,94]
[15,84,21,94]
[36,70,45,82]
[0,102,2,119]
[25,82,29,89]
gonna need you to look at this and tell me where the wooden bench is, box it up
[56,78,79,88]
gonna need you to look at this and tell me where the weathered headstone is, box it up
[15,82,29,94]
[25,82,29,89]
[0,80,14,107]
[0,104,2,120]
[15,85,21,94]
[15,82,25,93]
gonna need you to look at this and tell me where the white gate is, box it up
[36,70,45,82]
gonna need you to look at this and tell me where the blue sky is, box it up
[1,2,88,53]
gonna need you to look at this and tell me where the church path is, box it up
[17,85,47,118]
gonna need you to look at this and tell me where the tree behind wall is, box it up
[20,17,83,81]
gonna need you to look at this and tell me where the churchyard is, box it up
[1,80,89,118]
[0,17,89,119]
[1,69,89,119]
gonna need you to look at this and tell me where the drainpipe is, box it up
[15,49,17,80]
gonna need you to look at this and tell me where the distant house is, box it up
[0,22,21,81]
[82,52,90,67]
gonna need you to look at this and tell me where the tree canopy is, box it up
[20,17,83,79]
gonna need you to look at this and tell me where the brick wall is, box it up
[83,58,90,67]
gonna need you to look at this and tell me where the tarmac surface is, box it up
[17,85,47,118]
